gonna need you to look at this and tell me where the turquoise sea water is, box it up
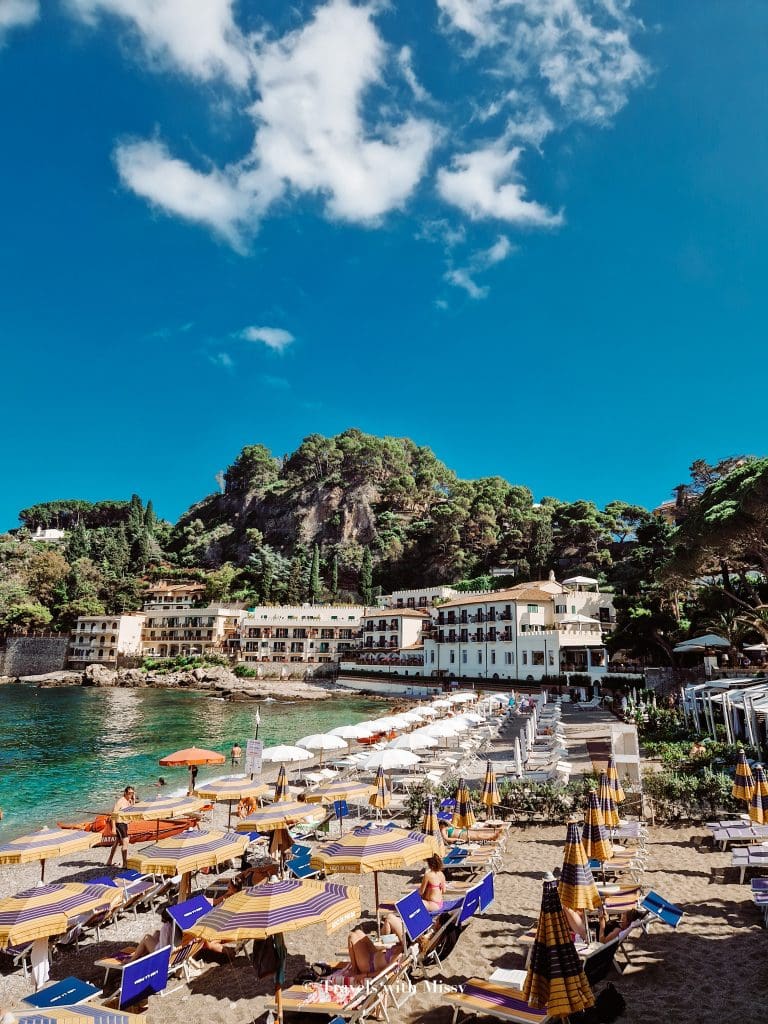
[0,684,381,840]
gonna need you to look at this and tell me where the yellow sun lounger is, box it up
[446,979,551,1024]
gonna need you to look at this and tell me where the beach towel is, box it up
[30,937,50,991]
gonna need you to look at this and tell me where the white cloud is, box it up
[209,352,234,371]
[68,0,250,84]
[437,145,562,226]
[438,0,648,125]
[0,0,39,40]
[397,45,430,103]
[260,374,291,391]
[241,326,295,353]
[444,268,488,300]
[480,234,513,265]
[249,0,435,222]
[114,140,254,245]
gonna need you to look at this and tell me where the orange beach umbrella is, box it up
[159,747,226,766]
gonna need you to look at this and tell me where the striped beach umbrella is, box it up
[303,781,376,805]
[421,796,441,840]
[605,755,626,804]
[0,882,123,948]
[274,765,290,802]
[369,767,391,812]
[582,792,612,863]
[559,823,600,913]
[195,777,269,802]
[0,827,100,882]
[128,828,247,877]
[310,824,439,919]
[732,750,756,803]
[188,878,360,1024]
[597,772,620,828]
[236,801,323,833]
[749,765,768,825]
[521,879,595,1016]
[119,795,207,821]
[451,779,476,831]
[13,1008,147,1024]
[480,761,501,812]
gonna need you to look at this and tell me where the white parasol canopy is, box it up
[261,745,314,764]
[362,749,422,770]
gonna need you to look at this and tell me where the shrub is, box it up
[234,664,258,678]
[642,767,740,822]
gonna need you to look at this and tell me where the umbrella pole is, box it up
[40,858,46,883]
[374,872,381,937]
[275,981,284,1024]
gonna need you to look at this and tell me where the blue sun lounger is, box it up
[640,890,683,928]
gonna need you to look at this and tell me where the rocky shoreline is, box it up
[0,664,349,701]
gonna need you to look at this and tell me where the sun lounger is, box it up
[95,938,200,987]
[751,878,768,925]
[0,941,35,980]
[640,890,683,929]
[732,845,768,883]
[573,696,602,710]
[22,976,102,1008]
[447,979,551,1023]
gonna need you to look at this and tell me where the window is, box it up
[430,651,435,664]
[549,651,555,666]
[532,651,545,666]
[572,606,576,614]
[522,651,528,665]
[504,652,512,665]
[478,651,482,664]
[555,604,566,614]
[491,651,496,665]
[450,652,455,664]
[461,650,467,664]
[527,604,539,613]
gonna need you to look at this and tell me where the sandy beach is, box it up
[2,707,767,1023]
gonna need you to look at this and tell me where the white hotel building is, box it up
[422,576,615,682]
[239,604,364,667]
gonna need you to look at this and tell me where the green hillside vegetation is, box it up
[2,431,768,666]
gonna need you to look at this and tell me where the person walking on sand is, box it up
[231,743,242,768]
[107,785,136,869]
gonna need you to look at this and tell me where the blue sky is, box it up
[1,1,767,531]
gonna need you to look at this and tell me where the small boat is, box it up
[357,730,397,746]
[57,815,200,846]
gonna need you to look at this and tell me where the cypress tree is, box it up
[360,546,373,605]
[309,544,321,603]
[330,553,339,596]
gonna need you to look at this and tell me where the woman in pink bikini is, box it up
[419,854,446,912]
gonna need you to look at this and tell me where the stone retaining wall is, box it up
[0,636,69,677]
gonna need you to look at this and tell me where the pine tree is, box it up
[309,544,321,603]
[286,557,304,605]
[66,520,90,561]
[144,499,157,534]
[330,553,339,597]
[360,546,373,605]
[126,494,144,544]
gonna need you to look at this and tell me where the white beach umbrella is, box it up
[415,706,438,718]
[449,692,476,704]
[369,717,403,731]
[526,717,535,750]
[458,712,484,725]
[387,732,439,751]
[431,699,452,710]
[362,749,422,771]
[329,722,379,739]
[261,745,314,764]
[423,720,461,737]
[296,734,349,753]
[398,711,424,725]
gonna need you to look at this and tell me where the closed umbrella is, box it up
[605,755,626,804]
[452,779,476,831]
[188,878,360,1024]
[559,822,601,940]
[421,796,441,842]
[369,766,391,816]
[732,750,756,803]
[521,878,595,1016]
[582,792,612,863]
[597,772,620,828]
[0,827,100,883]
[480,761,500,813]
[514,736,523,777]
[749,765,768,825]
[273,765,290,803]
[0,882,122,948]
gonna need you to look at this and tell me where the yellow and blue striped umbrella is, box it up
[236,801,322,833]
[119,796,207,820]
[0,882,122,948]
[582,792,612,863]
[188,877,361,942]
[559,823,600,912]
[421,796,440,839]
[749,765,768,825]
[303,781,376,805]
[127,828,247,876]
[13,1008,147,1024]
[310,825,439,875]
[480,761,501,810]
[605,756,626,804]
[452,778,476,831]
[598,771,620,828]
[522,879,595,1016]
[195,777,269,802]
[369,767,391,811]
[274,766,290,803]
[0,827,101,882]
[733,750,756,803]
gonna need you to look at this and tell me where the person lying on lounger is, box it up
[439,822,502,845]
